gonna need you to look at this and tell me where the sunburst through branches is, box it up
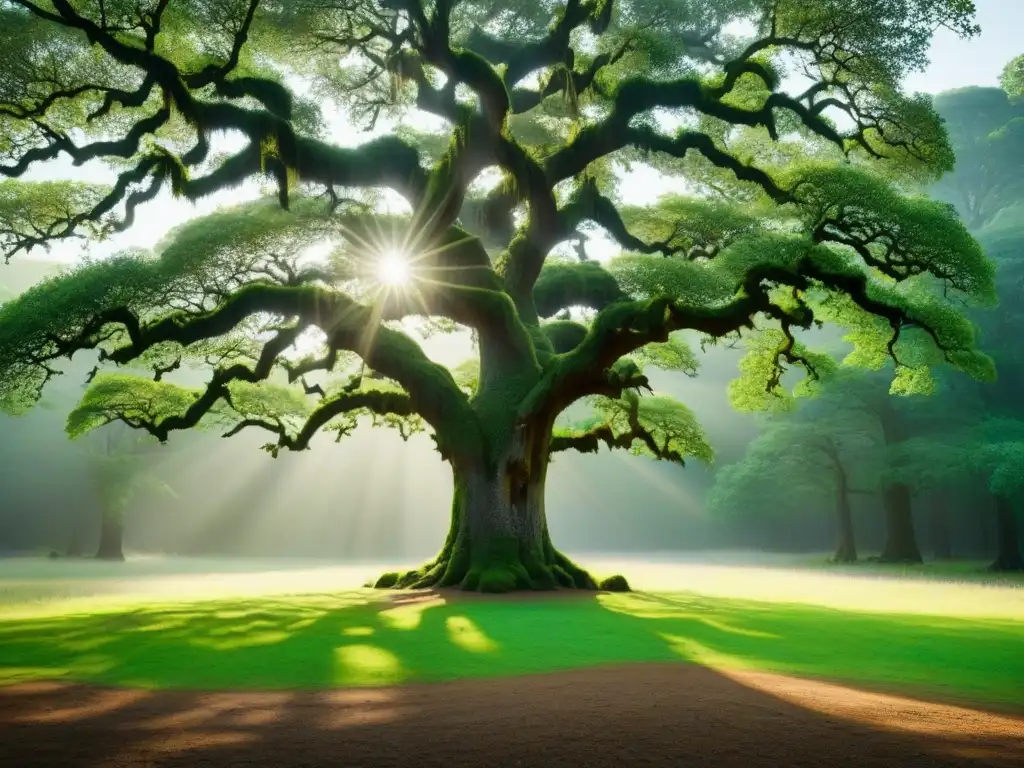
[376,251,412,287]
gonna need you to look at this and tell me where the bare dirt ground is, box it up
[1,664,1021,768]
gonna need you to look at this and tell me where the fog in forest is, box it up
[0,252,991,563]
[1,0,1022,569]
[1,253,763,560]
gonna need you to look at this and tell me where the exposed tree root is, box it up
[373,537,630,594]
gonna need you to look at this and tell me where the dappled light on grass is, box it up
[0,587,1020,709]
[660,635,754,670]
[191,629,291,651]
[334,645,404,686]
[446,616,499,653]
[342,626,374,637]
[377,594,445,630]
[0,558,1022,709]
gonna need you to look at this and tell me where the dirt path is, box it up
[1,665,1020,768]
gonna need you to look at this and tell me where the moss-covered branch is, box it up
[524,238,990,423]
[223,387,417,455]
[20,279,476,449]
[548,125,791,202]
[551,388,711,466]
[1,0,430,259]
[532,260,626,318]
[549,419,685,462]
[509,40,633,114]
[465,0,610,87]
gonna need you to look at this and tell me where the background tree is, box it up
[707,403,878,564]
[73,419,174,560]
[930,73,1024,230]
[884,435,976,560]
[926,56,1024,570]
[0,0,997,592]
[1001,54,1024,100]
[883,419,1024,572]
[972,215,1024,414]
[973,418,1024,572]
[774,368,929,563]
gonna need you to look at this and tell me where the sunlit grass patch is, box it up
[446,616,499,653]
[334,645,404,686]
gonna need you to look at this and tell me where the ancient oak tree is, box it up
[0,0,998,590]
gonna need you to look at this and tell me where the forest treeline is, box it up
[709,66,1024,571]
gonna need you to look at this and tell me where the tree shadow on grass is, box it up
[0,589,1022,766]
[0,588,1021,707]
[599,591,1024,711]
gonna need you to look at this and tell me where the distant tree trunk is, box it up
[95,511,125,561]
[876,403,923,564]
[930,495,953,560]
[879,485,923,563]
[832,464,857,564]
[990,496,1023,572]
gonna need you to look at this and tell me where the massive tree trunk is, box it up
[372,323,632,594]
[930,495,953,560]
[876,403,923,564]
[375,419,606,593]
[95,511,125,562]
[990,495,1023,572]
[832,464,857,564]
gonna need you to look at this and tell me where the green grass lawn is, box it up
[0,557,1021,710]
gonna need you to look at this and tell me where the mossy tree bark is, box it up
[380,446,595,592]
[990,495,1023,572]
[371,288,652,593]
[377,378,600,593]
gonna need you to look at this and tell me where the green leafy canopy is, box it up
[0,0,995,475]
